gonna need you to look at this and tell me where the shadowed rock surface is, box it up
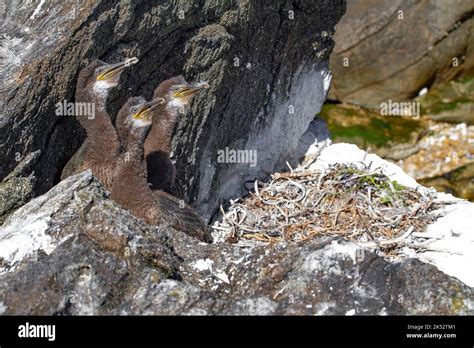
[0,150,40,224]
[0,172,472,315]
[0,0,345,222]
[328,0,474,107]
[420,162,474,201]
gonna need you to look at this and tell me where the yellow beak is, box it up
[132,97,166,120]
[173,81,210,98]
[96,57,139,81]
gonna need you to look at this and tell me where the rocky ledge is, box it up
[0,160,473,315]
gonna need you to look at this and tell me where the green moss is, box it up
[456,75,474,84]
[422,98,471,114]
[418,74,474,120]
[320,75,473,152]
[391,180,404,192]
[318,104,425,150]
[329,124,390,147]
[379,195,392,205]
[168,290,182,298]
[451,297,466,313]
[334,166,407,206]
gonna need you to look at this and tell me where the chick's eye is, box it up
[131,106,138,113]
[172,86,180,92]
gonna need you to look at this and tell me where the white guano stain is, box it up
[190,258,230,284]
[0,172,91,274]
[30,0,46,20]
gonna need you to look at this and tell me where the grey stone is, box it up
[0,173,472,315]
[329,0,474,107]
[0,150,40,224]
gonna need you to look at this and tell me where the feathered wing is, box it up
[60,141,87,180]
[153,191,211,243]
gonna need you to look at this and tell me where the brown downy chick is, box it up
[111,96,211,243]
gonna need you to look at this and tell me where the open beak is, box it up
[174,81,210,98]
[96,57,139,81]
[132,97,165,121]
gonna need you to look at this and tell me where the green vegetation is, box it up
[451,296,467,313]
[318,75,473,153]
[337,166,406,206]
[417,75,474,124]
[318,104,425,151]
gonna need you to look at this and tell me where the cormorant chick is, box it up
[112,96,212,243]
[144,76,209,193]
[61,57,138,189]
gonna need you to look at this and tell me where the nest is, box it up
[212,163,444,255]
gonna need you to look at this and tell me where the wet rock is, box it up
[0,172,472,315]
[0,0,346,222]
[174,1,343,220]
[329,0,474,107]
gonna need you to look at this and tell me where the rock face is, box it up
[0,0,345,221]
[0,171,472,315]
[0,150,40,224]
[328,0,474,107]
[420,162,474,201]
